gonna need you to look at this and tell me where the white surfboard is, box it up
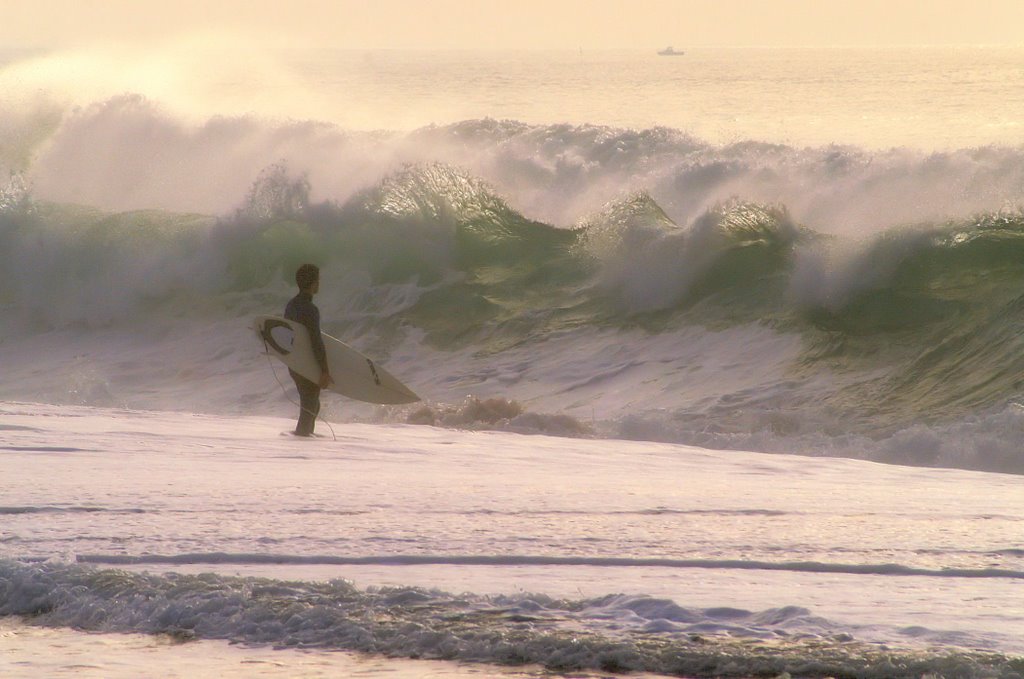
[254,315,420,405]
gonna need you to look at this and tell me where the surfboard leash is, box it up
[262,344,338,442]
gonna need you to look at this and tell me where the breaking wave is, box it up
[3,97,1024,473]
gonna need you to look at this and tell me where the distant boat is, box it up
[658,47,685,56]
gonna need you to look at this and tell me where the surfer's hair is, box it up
[295,263,319,290]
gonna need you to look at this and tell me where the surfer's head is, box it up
[295,263,320,294]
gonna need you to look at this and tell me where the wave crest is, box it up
[578,195,799,312]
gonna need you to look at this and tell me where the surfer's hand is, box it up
[319,373,334,389]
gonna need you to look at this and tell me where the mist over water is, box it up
[3,45,1024,473]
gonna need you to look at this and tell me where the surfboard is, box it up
[254,315,420,405]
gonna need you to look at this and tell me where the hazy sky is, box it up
[3,0,1024,49]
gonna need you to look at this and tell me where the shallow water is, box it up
[2,404,1022,677]
[0,618,660,679]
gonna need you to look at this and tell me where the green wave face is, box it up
[6,162,1024,454]
[797,213,1024,426]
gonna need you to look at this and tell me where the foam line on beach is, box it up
[2,559,1020,679]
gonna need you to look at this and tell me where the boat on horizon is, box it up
[657,46,685,56]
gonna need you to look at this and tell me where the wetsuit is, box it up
[284,291,328,436]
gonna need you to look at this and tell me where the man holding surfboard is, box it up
[284,264,333,436]
[253,266,419,423]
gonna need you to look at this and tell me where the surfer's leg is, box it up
[290,371,320,436]
[305,386,321,434]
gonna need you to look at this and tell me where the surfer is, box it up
[284,264,333,436]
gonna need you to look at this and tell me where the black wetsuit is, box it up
[284,291,328,436]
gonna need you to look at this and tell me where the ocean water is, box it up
[2,46,1024,677]
[3,404,1023,678]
